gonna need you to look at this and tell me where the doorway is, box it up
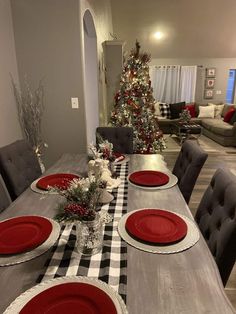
[83,10,99,147]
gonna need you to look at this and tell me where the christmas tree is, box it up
[110,41,166,153]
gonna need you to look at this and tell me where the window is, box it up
[226,69,236,103]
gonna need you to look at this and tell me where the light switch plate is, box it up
[216,90,222,95]
[71,97,79,109]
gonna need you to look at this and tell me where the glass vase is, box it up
[76,214,104,256]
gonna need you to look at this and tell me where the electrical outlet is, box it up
[71,97,79,109]
[216,90,222,95]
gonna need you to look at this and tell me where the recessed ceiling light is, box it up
[154,31,164,40]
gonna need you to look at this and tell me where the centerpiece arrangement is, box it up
[53,174,106,256]
[89,134,117,162]
[179,109,192,124]
[88,138,121,191]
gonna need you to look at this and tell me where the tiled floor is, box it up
[162,135,236,310]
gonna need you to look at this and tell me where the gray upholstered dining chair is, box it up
[0,175,11,212]
[96,127,134,154]
[0,140,42,200]
[195,168,236,286]
[172,140,208,204]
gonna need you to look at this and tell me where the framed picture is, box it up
[206,67,216,77]
[205,78,215,89]
[204,89,214,99]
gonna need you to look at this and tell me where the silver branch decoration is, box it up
[11,76,47,169]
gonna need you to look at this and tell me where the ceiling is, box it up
[110,0,236,58]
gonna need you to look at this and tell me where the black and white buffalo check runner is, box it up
[37,163,128,301]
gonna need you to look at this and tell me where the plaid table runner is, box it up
[37,163,128,301]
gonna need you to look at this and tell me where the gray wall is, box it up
[0,0,22,146]
[10,0,113,168]
[11,0,87,168]
[82,0,113,125]
[111,0,236,59]
[150,58,236,104]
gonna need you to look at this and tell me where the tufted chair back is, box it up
[0,140,42,200]
[172,140,208,204]
[0,175,11,212]
[195,168,236,286]
[96,127,134,154]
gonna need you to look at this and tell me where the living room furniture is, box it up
[96,127,134,153]
[0,153,234,313]
[170,121,202,144]
[0,140,42,200]
[172,140,208,204]
[156,103,236,146]
[195,168,236,286]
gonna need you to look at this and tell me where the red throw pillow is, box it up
[184,104,196,118]
[224,108,236,122]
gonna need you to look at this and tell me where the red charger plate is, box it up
[20,282,117,314]
[125,209,187,244]
[36,173,80,190]
[0,216,52,254]
[129,170,169,187]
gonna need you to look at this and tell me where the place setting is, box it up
[127,169,178,190]
[118,208,200,254]
[0,215,60,266]
[31,173,80,194]
[3,276,128,314]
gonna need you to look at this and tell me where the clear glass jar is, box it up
[76,214,104,256]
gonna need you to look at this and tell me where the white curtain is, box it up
[180,66,197,103]
[150,65,197,103]
[150,65,181,103]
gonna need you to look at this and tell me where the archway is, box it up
[83,10,99,147]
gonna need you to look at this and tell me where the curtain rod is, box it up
[152,65,203,68]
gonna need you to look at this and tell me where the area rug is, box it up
[163,134,236,154]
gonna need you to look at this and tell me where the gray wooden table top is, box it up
[0,153,235,314]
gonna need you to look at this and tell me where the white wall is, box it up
[0,0,22,146]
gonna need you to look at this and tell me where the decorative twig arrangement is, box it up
[11,76,47,170]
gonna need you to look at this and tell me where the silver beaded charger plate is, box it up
[127,173,178,190]
[0,217,60,266]
[118,208,200,254]
[4,276,128,314]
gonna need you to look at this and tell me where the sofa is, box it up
[155,103,236,147]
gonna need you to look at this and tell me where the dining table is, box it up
[0,153,235,314]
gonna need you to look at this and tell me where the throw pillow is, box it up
[169,102,186,119]
[224,108,236,123]
[185,103,196,118]
[198,105,215,118]
[154,102,164,116]
[159,103,171,119]
[214,104,224,119]
[208,103,224,119]
[229,110,236,125]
